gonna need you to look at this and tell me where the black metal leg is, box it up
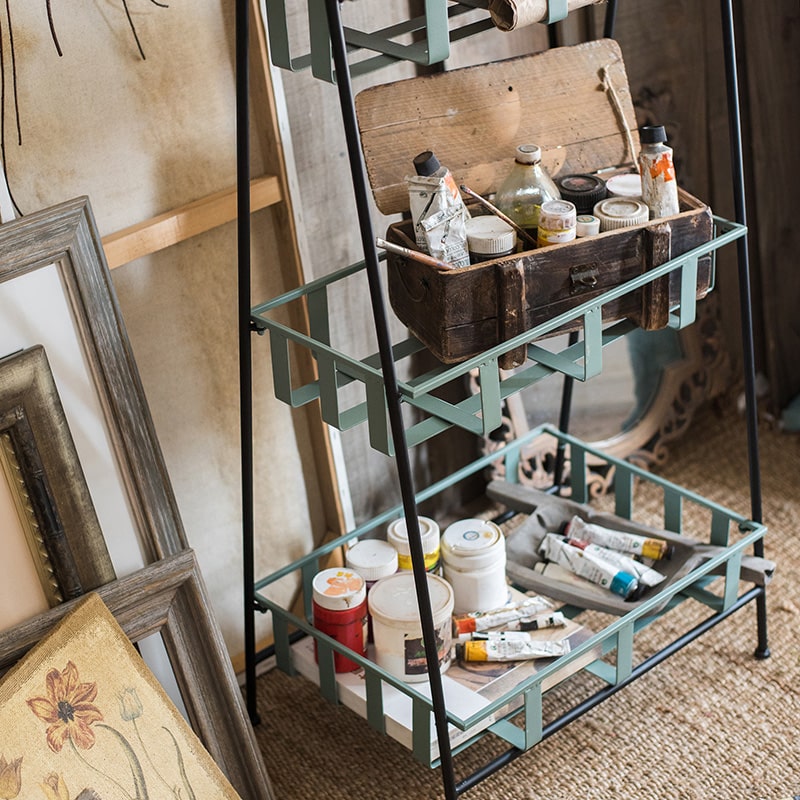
[323,3,459,797]
[720,0,769,659]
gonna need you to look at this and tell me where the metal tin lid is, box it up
[514,144,542,164]
[538,199,577,231]
[345,540,399,582]
[606,172,643,199]
[312,568,366,611]
[367,572,454,623]
[593,197,649,231]
[465,215,517,256]
[576,214,601,237]
[386,516,440,556]
[555,174,607,213]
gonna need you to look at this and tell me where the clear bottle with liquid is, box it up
[493,144,560,244]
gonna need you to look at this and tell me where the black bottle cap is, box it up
[639,125,668,144]
[556,174,607,214]
[413,151,441,176]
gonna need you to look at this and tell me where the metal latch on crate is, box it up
[569,263,599,291]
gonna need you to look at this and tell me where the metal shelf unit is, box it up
[236,2,768,798]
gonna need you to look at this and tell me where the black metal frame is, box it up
[237,1,768,796]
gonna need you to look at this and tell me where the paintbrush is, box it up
[459,184,538,249]
[375,237,456,270]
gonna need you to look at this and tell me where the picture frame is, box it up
[0,344,115,608]
[0,196,186,566]
[0,549,275,800]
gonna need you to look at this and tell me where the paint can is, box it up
[311,568,368,673]
[536,199,577,247]
[387,515,441,574]
[440,519,509,614]
[368,572,454,683]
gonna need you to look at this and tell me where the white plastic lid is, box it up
[465,215,517,256]
[576,214,601,237]
[606,173,643,198]
[386,516,440,556]
[311,568,366,611]
[345,539,399,582]
[367,571,454,623]
[514,144,542,164]
[538,199,577,230]
[593,197,650,231]
[441,519,506,570]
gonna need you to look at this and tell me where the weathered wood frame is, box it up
[0,549,275,800]
[0,345,116,605]
[0,196,186,563]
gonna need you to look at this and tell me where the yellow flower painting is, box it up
[0,594,241,800]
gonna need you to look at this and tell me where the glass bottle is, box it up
[493,144,560,244]
[638,125,680,219]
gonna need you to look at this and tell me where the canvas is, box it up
[0,592,241,800]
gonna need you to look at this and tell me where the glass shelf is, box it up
[251,216,746,456]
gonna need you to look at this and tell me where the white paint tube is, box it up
[456,631,570,662]
[539,533,639,600]
[452,596,552,636]
[565,516,673,561]
[516,610,567,631]
[566,537,667,589]
[533,561,610,597]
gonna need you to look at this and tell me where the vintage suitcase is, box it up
[355,39,714,367]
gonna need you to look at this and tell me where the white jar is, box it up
[345,539,399,585]
[386,515,441,573]
[368,572,454,683]
[440,519,509,614]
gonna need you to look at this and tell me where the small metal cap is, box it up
[639,124,668,144]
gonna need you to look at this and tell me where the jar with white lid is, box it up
[387,515,441,574]
[368,572,454,683]
[593,197,650,232]
[536,199,577,247]
[311,568,368,673]
[605,172,643,199]
[440,519,509,614]
[465,215,517,262]
[345,539,399,642]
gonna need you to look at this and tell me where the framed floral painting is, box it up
[0,550,274,800]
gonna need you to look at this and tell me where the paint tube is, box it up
[516,611,567,631]
[566,537,666,589]
[407,151,471,267]
[533,561,610,597]
[452,596,552,635]
[564,516,673,561]
[455,631,571,662]
[539,533,639,599]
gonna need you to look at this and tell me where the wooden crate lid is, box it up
[355,39,639,216]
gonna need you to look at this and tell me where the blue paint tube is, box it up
[539,533,639,600]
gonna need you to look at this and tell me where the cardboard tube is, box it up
[489,0,604,32]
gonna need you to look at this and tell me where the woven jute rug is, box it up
[252,405,800,799]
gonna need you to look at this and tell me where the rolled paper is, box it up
[489,0,603,32]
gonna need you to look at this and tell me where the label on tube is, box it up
[456,632,570,662]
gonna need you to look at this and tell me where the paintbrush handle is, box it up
[375,237,456,270]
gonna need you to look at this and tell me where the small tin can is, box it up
[387,515,441,573]
[440,519,509,614]
[312,568,368,673]
[536,199,577,247]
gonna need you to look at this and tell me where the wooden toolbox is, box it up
[355,39,713,366]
